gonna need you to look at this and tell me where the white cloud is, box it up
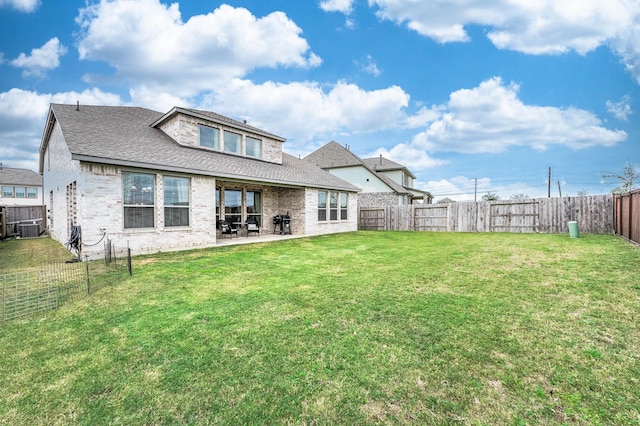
[412,77,626,154]
[0,88,122,171]
[10,38,67,77]
[76,0,321,96]
[606,95,632,121]
[367,144,448,171]
[199,78,411,145]
[319,0,355,14]
[0,0,39,12]
[369,0,640,82]
[358,54,381,76]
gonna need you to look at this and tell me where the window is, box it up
[15,187,26,198]
[224,189,242,225]
[329,191,338,220]
[318,191,348,221]
[27,187,37,199]
[215,188,220,223]
[199,125,219,149]
[246,136,261,158]
[223,130,241,154]
[318,191,327,221]
[246,190,262,226]
[2,186,13,198]
[123,172,155,229]
[164,176,190,227]
[340,192,348,220]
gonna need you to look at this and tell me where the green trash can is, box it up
[568,221,579,238]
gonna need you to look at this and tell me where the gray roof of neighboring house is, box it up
[362,156,416,179]
[41,104,359,192]
[304,141,411,195]
[0,167,42,186]
[303,141,363,169]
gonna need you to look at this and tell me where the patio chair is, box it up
[246,217,260,236]
[217,220,238,238]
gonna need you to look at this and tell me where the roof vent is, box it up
[380,154,383,165]
[76,101,80,111]
[243,119,247,124]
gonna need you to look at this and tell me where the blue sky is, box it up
[1,0,638,200]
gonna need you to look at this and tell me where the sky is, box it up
[0,0,638,201]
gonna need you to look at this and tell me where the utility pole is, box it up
[557,180,562,197]
[474,178,477,202]
[548,167,551,198]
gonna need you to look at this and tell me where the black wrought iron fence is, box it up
[1,241,132,323]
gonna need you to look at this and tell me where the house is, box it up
[303,141,432,207]
[0,165,43,207]
[39,104,360,255]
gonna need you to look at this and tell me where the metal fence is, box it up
[1,241,131,323]
[614,189,640,244]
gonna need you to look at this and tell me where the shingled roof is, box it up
[304,141,411,195]
[40,104,359,192]
[362,156,416,179]
[0,167,42,186]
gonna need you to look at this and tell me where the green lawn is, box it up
[1,232,639,425]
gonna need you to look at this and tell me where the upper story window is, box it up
[224,130,242,154]
[2,186,14,198]
[1,186,37,198]
[246,136,262,159]
[199,125,219,149]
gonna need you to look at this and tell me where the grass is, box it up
[1,231,639,425]
[0,236,74,269]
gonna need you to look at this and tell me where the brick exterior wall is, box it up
[304,188,358,235]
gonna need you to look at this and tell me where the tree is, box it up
[510,193,530,200]
[602,161,639,194]
[577,188,589,197]
[482,191,500,201]
[436,197,456,204]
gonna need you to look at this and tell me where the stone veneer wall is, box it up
[358,192,408,208]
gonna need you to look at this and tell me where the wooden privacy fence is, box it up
[614,189,640,244]
[0,205,46,238]
[359,195,614,234]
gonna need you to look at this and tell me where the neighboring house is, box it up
[39,104,359,255]
[304,141,432,207]
[0,166,43,207]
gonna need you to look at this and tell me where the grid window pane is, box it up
[199,125,219,149]
[224,131,242,154]
[124,206,154,228]
[246,137,261,158]
[164,176,190,227]
[340,193,348,220]
[123,173,155,228]
[318,191,327,221]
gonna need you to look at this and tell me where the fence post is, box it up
[85,255,90,295]
[127,248,132,276]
